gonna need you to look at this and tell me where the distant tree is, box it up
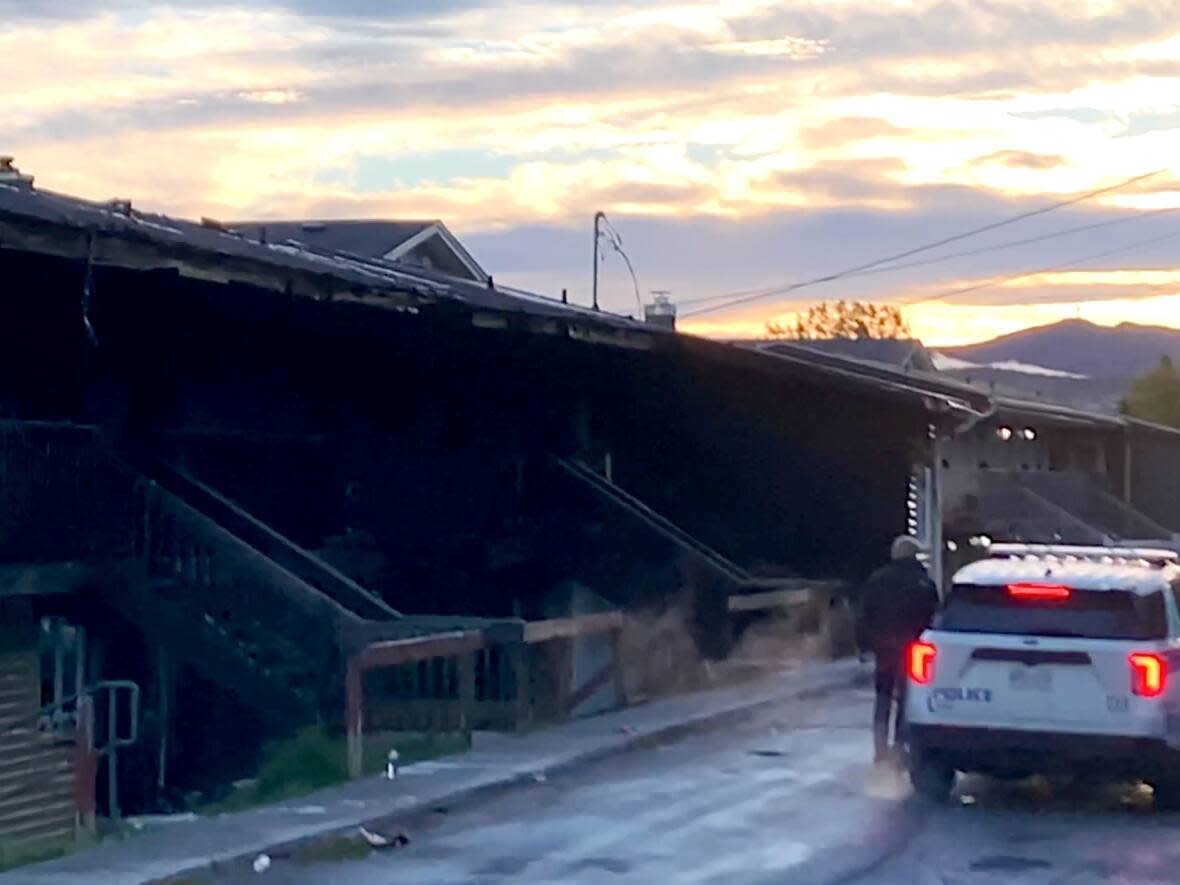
[765,300,912,340]
[1120,356,1180,429]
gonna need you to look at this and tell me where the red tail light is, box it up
[1131,653,1167,698]
[1008,583,1071,601]
[908,641,937,685]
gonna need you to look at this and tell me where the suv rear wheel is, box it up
[910,751,955,802]
[1151,776,1180,811]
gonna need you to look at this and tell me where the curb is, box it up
[141,659,862,883]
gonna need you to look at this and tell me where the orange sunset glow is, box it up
[8,1,1180,345]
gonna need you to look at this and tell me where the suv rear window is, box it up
[937,584,1167,640]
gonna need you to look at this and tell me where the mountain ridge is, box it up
[937,319,1180,378]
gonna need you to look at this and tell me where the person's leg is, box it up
[892,656,909,750]
[873,655,897,762]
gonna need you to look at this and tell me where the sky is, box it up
[8,0,1180,345]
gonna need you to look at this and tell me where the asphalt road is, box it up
[225,685,1180,885]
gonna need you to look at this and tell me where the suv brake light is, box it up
[908,640,937,685]
[1130,652,1167,698]
[1008,583,1071,601]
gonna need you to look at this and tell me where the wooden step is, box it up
[0,728,67,749]
[0,771,73,808]
[0,793,75,834]
[101,582,313,727]
[0,822,75,850]
[0,751,70,783]
[0,698,36,720]
[0,697,38,716]
[0,809,76,846]
[0,684,37,703]
[0,727,50,753]
[0,673,37,693]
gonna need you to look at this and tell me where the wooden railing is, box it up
[555,458,750,584]
[345,612,627,778]
[133,480,361,719]
[343,582,848,777]
[130,457,401,621]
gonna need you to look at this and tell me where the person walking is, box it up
[858,536,940,764]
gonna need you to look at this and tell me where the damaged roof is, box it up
[0,179,991,421]
[793,338,934,371]
[751,340,991,419]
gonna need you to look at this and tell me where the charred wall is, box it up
[1128,426,1180,532]
[0,246,921,616]
[610,346,916,582]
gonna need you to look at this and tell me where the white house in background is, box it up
[232,219,488,283]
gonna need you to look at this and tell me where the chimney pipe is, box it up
[644,290,677,331]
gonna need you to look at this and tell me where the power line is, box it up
[820,205,1180,284]
[599,215,643,316]
[681,168,1167,318]
[900,227,1180,307]
[677,207,1178,308]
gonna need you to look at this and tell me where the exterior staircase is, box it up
[116,467,403,727]
[1016,471,1176,543]
[130,457,400,620]
[952,469,1176,546]
[0,421,494,843]
[555,457,750,585]
[953,471,1108,545]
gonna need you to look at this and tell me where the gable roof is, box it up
[231,219,488,282]
[232,220,433,257]
[228,220,429,258]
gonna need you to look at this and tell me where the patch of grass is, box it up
[292,834,373,865]
[205,728,470,815]
[257,726,347,803]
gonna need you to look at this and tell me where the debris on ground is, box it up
[126,813,199,831]
[360,827,411,850]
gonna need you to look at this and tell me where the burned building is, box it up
[0,174,985,844]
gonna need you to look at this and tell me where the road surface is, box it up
[222,683,1180,884]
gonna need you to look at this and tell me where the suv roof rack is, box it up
[988,543,1179,566]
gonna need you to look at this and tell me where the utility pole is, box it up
[591,211,605,311]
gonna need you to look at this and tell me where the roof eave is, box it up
[748,341,993,420]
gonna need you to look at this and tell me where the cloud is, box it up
[703,35,828,59]
[975,150,1067,170]
[798,116,910,150]
[239,89,304,105]
[7,0,1180,348]
[765,157,909,206]
[0,0,488,20]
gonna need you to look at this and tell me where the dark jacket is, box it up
[857,557,939,658]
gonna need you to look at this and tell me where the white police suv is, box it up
[904,544,1180,806]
